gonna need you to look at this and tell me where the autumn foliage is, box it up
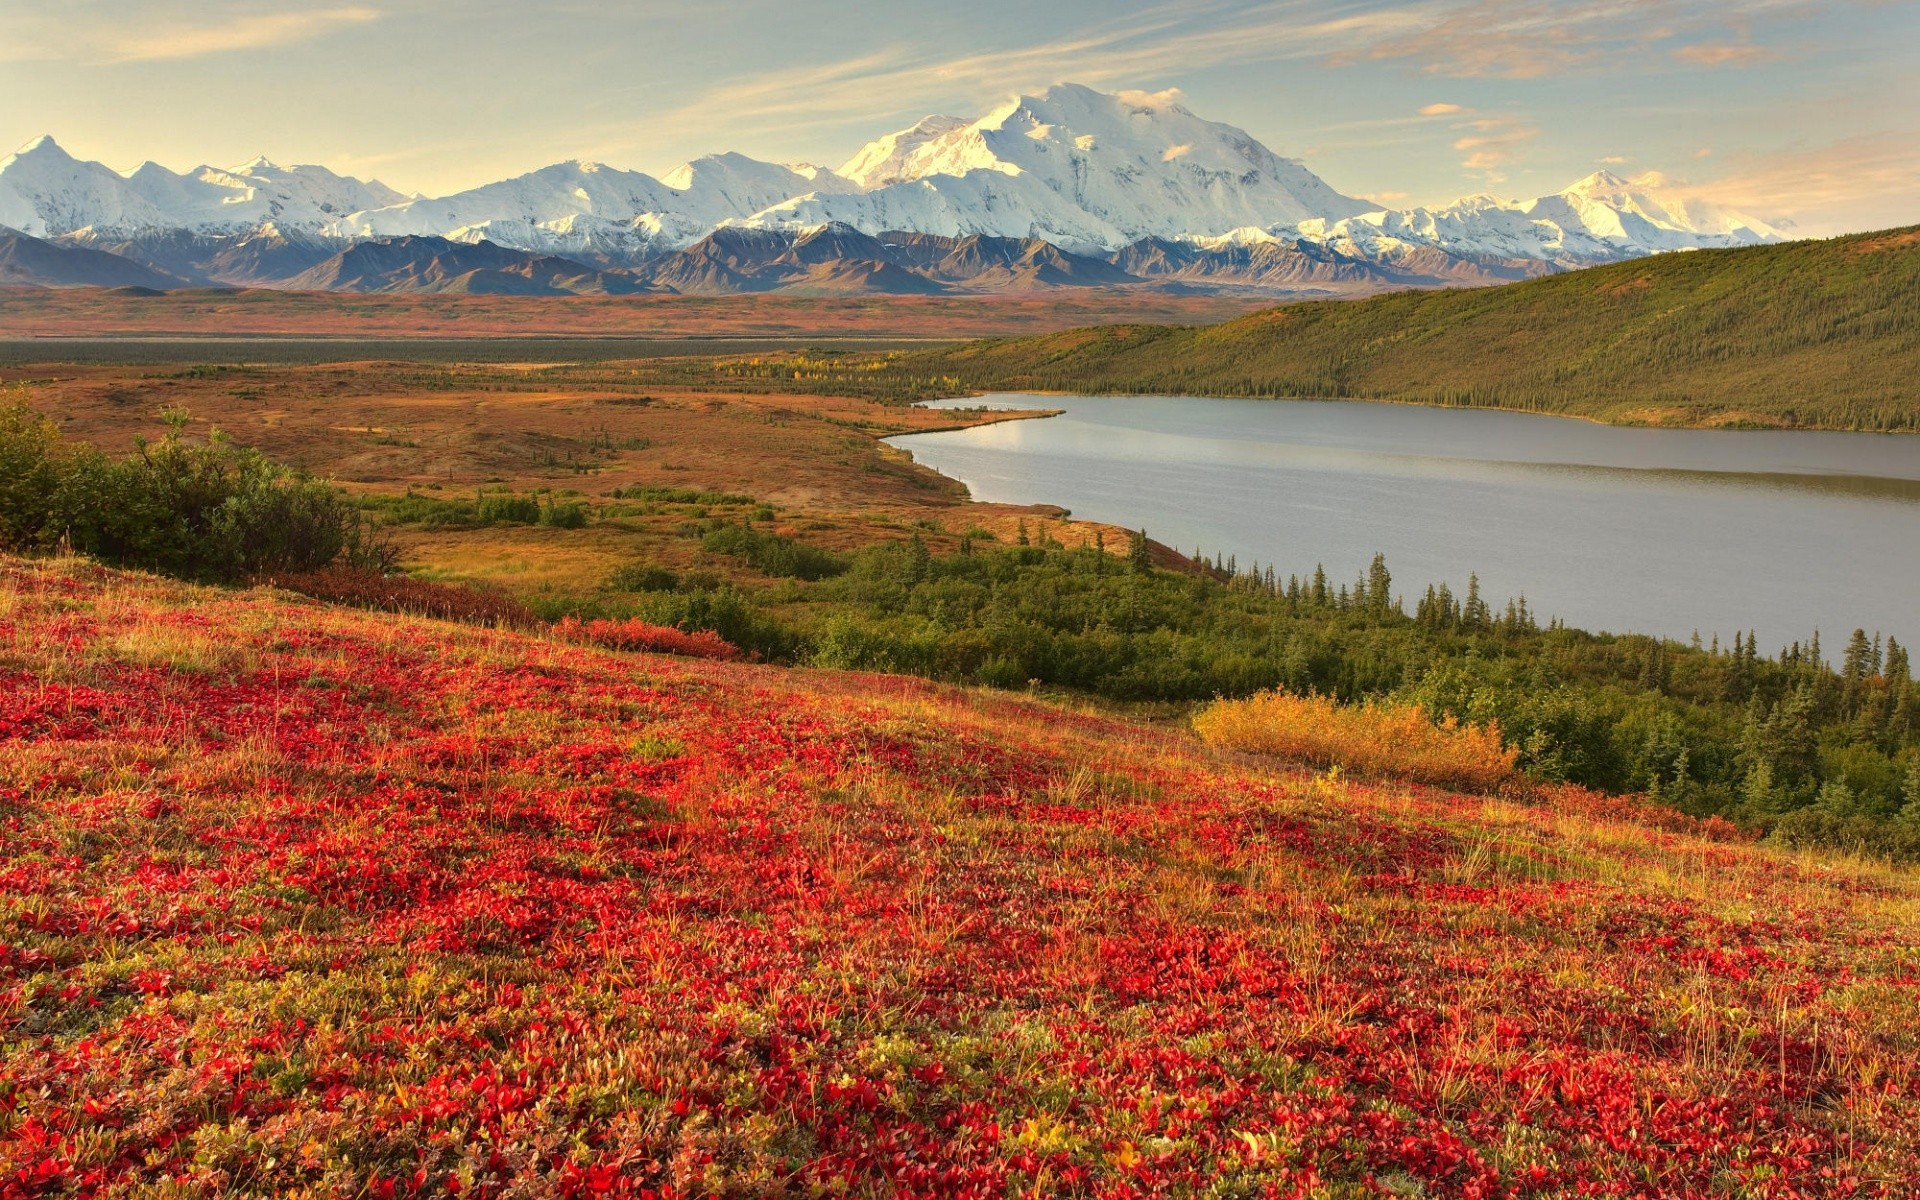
[273,567,541,629]
[1,558,1916,1197]
[1194,688,1518,792]
[553,615,743,661]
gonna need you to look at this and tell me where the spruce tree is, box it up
[1367,553,1392,617]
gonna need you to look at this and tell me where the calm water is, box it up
[888,395,1920,651]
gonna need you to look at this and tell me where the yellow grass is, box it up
[1194,687,1518,792]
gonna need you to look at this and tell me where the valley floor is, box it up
[1,556,1916,1195]
[0,288,1265,342]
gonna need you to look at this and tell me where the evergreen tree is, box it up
[1367,553,1392,617]
[1843,628,1874,681]
[1463,574,1491,629]
[1127,528,1152,573]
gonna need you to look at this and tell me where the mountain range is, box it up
[0,83,1783,296]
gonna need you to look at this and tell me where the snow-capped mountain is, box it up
[1294,171,1783,269]
[748,84,1374,251]
[0,85,1785,294]
[325,151,860,261]
[0,135,402,238]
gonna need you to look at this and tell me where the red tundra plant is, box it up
[554,615,742,661]
[0,555,1915,1198]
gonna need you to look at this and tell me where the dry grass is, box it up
[1194,687,1518,792]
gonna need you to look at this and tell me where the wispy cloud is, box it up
[588,1,1427,159]
[110,7,380,62]
[0,4,380,65]
[1691,131,1920,234]
[1450,115,1539,182]
[1672,41,1783,68]
[1335,0,1831,79]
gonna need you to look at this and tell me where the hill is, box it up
[2,554,1917,1194]
[886,227,1920,431]
[0,230,187,290]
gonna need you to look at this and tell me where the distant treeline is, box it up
[637,228,1920,432]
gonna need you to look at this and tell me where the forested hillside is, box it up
[877,227,1920,430]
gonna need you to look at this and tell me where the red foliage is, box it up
[553,615,742,661]
[272,567,540,628]
[0,558,1915,1197]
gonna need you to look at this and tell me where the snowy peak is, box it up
[0,136,405,238]
[1299,168,1781,269]
[0,136,167,237]
[754,82,1373,253]
[838,115,968,188]
[3,88,1787,288]
[1542,170,1779,244]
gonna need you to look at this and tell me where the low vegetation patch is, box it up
[553,614,742,660]
[273,566,541,629]
[0,395,384,582]
[0,558,1915,1195]
[1196,687,1518,791]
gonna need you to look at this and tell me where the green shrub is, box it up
[0,398,382,583]
[475,494,541,524]
[700,521,848,581]
[604,563,681,592]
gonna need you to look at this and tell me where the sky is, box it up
[2,0,1916,235]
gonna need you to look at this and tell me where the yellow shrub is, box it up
[1194,689,1517,792]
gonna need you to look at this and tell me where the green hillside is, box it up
[891,227,1920,431]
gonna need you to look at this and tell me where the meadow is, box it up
[4,354,1917,856]
[2,555,1917,1196]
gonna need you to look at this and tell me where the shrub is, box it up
[0,398,376,583]
[1194,688,1517,792]
[700,522,847,581]
[540,498,589,529]
[554,616,742,661]
[603,563,681,592]
[475,494,541,525]
[274,568,540,628]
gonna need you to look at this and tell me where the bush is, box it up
[1194,688,1518,792]
[475,494,541,525]
[275,568,540,628]
[603,563,681,592]
[700,522,847,581]
[554,616,742,661]
[0,399,379,583]
[540,499,588,529]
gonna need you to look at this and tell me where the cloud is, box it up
[1333,0,1835,79]
[1692,131,1920,236]
[1598,155,1629,165]
[1449,115,1539,182]
[0,4,382,64]
[605,1,1430,156]
[1419,103,1466,116]
[1672,42,1784,68]
[109,7,380,63]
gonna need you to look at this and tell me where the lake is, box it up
[887,395,1920,652]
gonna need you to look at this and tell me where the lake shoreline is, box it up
[888,393,1920,652]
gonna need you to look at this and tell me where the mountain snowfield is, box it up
[0,83,1782,293]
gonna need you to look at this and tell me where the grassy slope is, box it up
[896,227,1920,431]
[2,555,1917,1196]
